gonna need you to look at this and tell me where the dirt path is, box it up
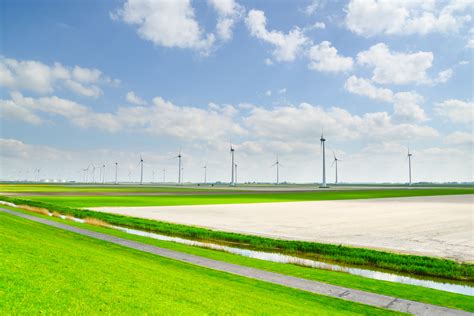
[1,208,469,316]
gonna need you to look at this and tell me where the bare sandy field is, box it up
[90,194,474,262]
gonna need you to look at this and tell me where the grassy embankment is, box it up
[2,205,473,312]
[16,187,474,207]
[0,211,401,315]
[1,195,472,282]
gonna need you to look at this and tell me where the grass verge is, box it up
[18,188,474,207]
[0,211,402,315]
[3,204,473,312]
[1,195,472,282]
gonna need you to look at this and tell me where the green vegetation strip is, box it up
[18,188,474,207]
[0,211,401,315]
[5,204,473,312]
[2,196,472,282]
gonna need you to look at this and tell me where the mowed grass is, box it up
[18,188,474,207]
[0,183,220,193]
[2,196,473,282]
[6,205,473,312]
[0,212,400,315]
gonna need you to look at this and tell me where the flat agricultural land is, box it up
[0,211,398,315]
[88,194,474,262]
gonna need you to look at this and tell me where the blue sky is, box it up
[1,0,473,183]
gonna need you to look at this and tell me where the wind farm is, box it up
[2,1,473,315]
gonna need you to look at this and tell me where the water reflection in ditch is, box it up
[37,209,474,296]
[112,222,473,296]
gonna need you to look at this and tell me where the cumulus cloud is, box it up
[435,99,474,124]
[345,0,472,37]
[126,91,146,105]
[0,92,244,140]
[344,76,427,122]
[344,75,393,102]
[112,0,215,54]
[244,102,437,142]
[208,0,244,41]
[445,131,473,146]
[245,9,309,62]
[357,43,434,85]
[0,56,117,97]
[308,41,353,73]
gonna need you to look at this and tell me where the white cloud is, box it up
[244,102,437,142]
[308,22,326,30]
[435,99,474,124]
[433,68,453,84]
[265,90,272,96]
[0,56,116,97]
[467,28,474,48]
[344,75,393,102]
[245,9,309,62]
[126,91,146,105]
[308,41,353,73]
[208,0,244,41]
[445,131,473,146]
[345,0,472,37]
[303,0,323,16]
[112,0,215,54]
[356,43,448,85]
[344,76,427,122]
[0,99,43,125]
[1,92,244,141]
[392,92,427,122]
[278,88,287,94]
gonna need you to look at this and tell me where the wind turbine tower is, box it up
[235,164,238,185]
[139,154,144,185]
[176,150,182,184]
[114,162,118,185]
[407,148,413,186]
[230,144,235,186]
[203,164,207,184]
[272,156,282,184]
[162,168,166,182]
[102,164,106,183]
[320,133,328,188]
[332,151,341,185]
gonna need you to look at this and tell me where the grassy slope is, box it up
[20,188,474,207]
[5,205,473,312]
[0,212,399,315]
[2,196,472,282]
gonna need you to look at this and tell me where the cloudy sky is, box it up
[1,0,473,183]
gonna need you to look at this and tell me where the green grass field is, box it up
[15,188,474,207]
[4,205,473,312]
[0,211,400,315]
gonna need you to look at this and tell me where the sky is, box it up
[0,0,473,184]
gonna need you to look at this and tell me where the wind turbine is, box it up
[320,132,328,188]
[203,164,207,184]
[331,151,341,185]
[272,156,282,184]
[174,149,182,184]
[91,165,96,183]
[114,162,118,185]
[230,144,235,186]
[407,147,413,186]
[234,163,238,185]
[138,154,144,185]
[102,164,106,183]
[162,168,166,182]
